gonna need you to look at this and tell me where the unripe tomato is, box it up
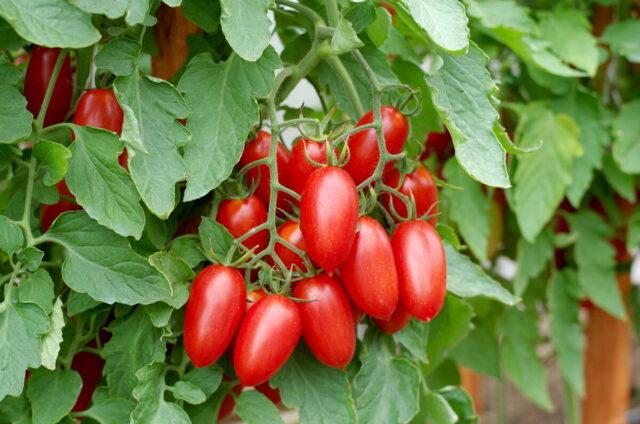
[343,106,408,185]
[233,295,302,387]
[373,303,411,334]
[287,138,332,195]
[255,383,281,404]
[382,166,438,224]
[24,46,73,127]
[300,167,359,272]
[71,351,104,411]
[40,180,82,232]
[274,220,307,271]
[421,130,453,161]
[238,131,292,211]
[184,266,246,367]
[217,196,268,253]
[391,220,446,321]
[73,89,127,168]
[339,216,399,319]
[293,273,356,368]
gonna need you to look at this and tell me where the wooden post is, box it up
[151,4,200,81]
[582,274,632,424]
[460,367,484,414]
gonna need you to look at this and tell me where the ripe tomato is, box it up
[293,273,356,368]
[24,46,73,127]
[218,377,242,421]
[274,220,307,271]
[217,196,268,253]
[184,266,246,367]
[238,131,292,211]
[421,130,453,161]
[173,216,202,237]
[40,180,82,232]
[300,167,359,272]
[391,220,446,321]
[339,216,399,319]
[343,106,408,185]
[373,303,411,334]
[382,166,438,224]
[71,351,104,411]
[73,89,127,168]
[233,295,302,387]
[255,383,281,404]
[245,289,266,312]
[287,138,332,195]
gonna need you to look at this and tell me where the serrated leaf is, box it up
[0,84,31,143]
[67,126,145,238]
[27,368,81,424]
[33,140,71,186]
[71,0,150,26]
[45,212,171,305]
[172,381,206,405]
[169,235,206,268]
[612,100,640,174]
[79,388,135,424]
[272,347,356,424]
[95,37,141,76]
[16,246,44,271]
[425,295,474,372]
[394,319,429,363]
[131,363,190,424]
[198,216,234,263]
[220,0,271,61]
[19,269,54,314]
[513,230,554,296]
[178,47,281,201]
[182,365,223,397]
[426,43,510,188]
[601,19,640,63]
[0,215,22,255]
[402,0,469,53]
[332,16,364,54]
[149,251,193,308]
[236,390,284,424]
[39,297,64,370]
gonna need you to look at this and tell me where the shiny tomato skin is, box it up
[383,166,438,224]
[339,216,399,319]
[71,351,105,411]
[238,131,291,211]
[287,138,331,195]
[24,46,73,127]
[421,130,453,161]
[300,167,359,272]
[391,220,446,321]
[245,289,266,313]
[343,106,409,185]
[373,303,411,334]
[184,265,246,368]
[274,220,307,271]
[217,196,268,253]
[293,273,356,368]
[255,383,281,404]
[233,295,302,387]
[40,180,82,232]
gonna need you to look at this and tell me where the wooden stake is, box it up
[460,367,484,414]
[151,4,200,81]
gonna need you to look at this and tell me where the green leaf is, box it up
[114,74,190,218]
[438,386,479,423]
[513,230,554,296]
[569,210,626,318]
[601,19,640,63]
[602,153,636,202]
[27,368,82,424]
[332,16,364,54]
[236,390,284,424]
[612,100,640,174]
[103,307,166,398]
[0,391,30,423]
[169,235,206,268]
[353,332,420,424]
[182,366,223,397]
[67,126,145,239]
[171,381,206,405]
[366,7,391,48]
[45,212,172,305]
[66,291,100,316]
[0,215,22,255]
[0,16,25,50]
[425,295,474,372]
[178,47,281,201]
[71,0,150,26]
[344,2,376,33]
[442,160,489,261]
[500,307,552,410]
[0,0,100,47]
[39,298,64,370]
[0,84,31,144]
[182,0,220,32]
[444,243,517,305]
[198,216,234,263]
[19,269,54,315]
[394,319,429,363]
[425,43,510,188]
[16,246,44,271]
[220,0,271,61]
[132,363,190,424]
[420,391,457,424]
[33,140,71,186]
[628,210,640,252]
[451,319,500,378]
[547,270,584,395]
[272,347,356,424]
[95,37,141,77]
[402,0,469,53]
[148,251,193,308]
[513,103,582,241]
[80,388,135,424]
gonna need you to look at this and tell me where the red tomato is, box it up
[24,46,73,127]
[383,166,438,224]
[373,303,411,334]
[14,53,29,66]
[71,351,104,411]
[238,131,292,211]
[218,377,242,421]
[184,266,246,367]
[233,295,302,387]
[255,383,281,404]
[174,216,202,237]
[245,289,266,313]
[217,196,268,253]
[274,220,307,271]
[40,180,82,232]
[343,106,408,185]
[293,273,356,368]
[73,89,127,168]
[391,220,446,321]
[421,130,453,161]
[300,167,359,272]
[339,216,399,319]
[287,138,332,195]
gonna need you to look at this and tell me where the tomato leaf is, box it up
[0,84,32,144]
[402,0,469,53]
[425,295,474,372]
[0,215,23,255]
[66,291,100,316]
[45,211,172,305]
[131,363,191,424]
[169,235,207,268]
[16,246,44,272]
[451,320,500,378]
[331,16,364,55]
[601,19,640,63]
[418,391,457,424]
[236,390,284,424]
[178,47,281,201]
[95,37,141,77]
[79,388,135,424]
[18,269,54,315]
[394,319,429,363]
[71,0,151,26]
[182,366,223,397]
[602,153,637,202]
[437,386,479,423]
[182,0,220,32]
[612,100,640,174]
[220,0,271,61]
[198,216,234,264]
[26,368,81,424]
[148,251,193,308]
[513,229,554,297]
[171,381,206,405]
[38,297,64,370]
[33,140,71,186]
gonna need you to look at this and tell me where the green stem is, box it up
[19,156,37,246]
[275,0,325,24]
[324,55,365,117]
[325,0,340,27]
[562,379,580,424]
[34,49,68,133]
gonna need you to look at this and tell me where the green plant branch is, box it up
[324,0,340,27]
[324,55,365,117]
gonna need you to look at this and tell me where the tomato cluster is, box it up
[182,106,447,417]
